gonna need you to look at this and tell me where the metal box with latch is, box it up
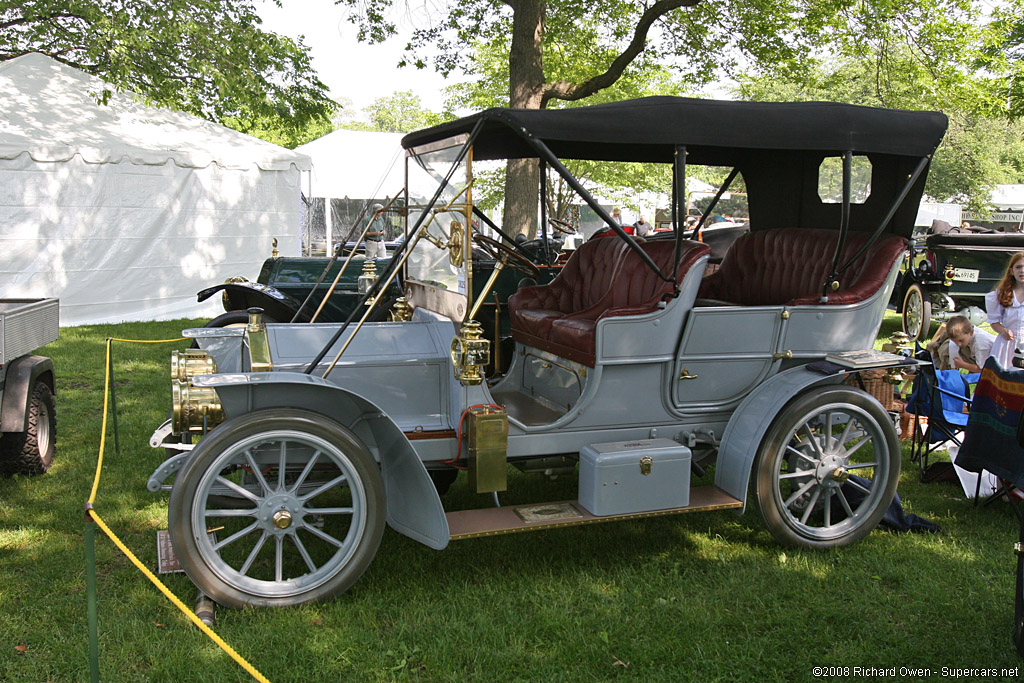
[578,438,691,516]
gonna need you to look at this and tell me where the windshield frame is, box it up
[403,134,475,324]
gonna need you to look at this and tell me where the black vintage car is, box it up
[896,221,1024,339]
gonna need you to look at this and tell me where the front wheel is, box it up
[755,386,900,549]
[902,283,932,341]
[169,409,385,608]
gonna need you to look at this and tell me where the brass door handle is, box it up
[772,350,793,362]
[678,369,699,380]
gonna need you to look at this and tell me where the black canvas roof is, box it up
[402,96,947,164]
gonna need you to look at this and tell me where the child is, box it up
[944,315,994,373]
[986,251,1024,368]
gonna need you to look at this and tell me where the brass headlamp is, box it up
[450,320,490,385]
[390,297,414,321]
[169,348,224,434]
[172,380,224,434]
[357,260,377,295]
[171,349,217,381]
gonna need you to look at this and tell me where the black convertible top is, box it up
[402,96,948,164]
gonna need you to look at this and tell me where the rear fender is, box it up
[197,283,307,322]
[194,372,449,549]
[1,355,55,433]
[715,365,847,511]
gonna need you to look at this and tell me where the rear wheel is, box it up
[0,380,56,475]
[169,409,385,608]
[902,283,932,341]
[755,386,899,548]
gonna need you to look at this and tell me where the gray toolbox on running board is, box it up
[578,438,691,516]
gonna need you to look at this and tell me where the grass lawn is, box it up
[1,313,1022,682]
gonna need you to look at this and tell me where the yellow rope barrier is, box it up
[86,336,272,683]
[86,510,272,683]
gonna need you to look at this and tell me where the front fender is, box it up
[193,371,449,549]
[715,365,846,511]
[197,282,307,322]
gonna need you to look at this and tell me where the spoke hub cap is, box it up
[273,510,293,530]
[816,454,848,489]
[260,493,302,534]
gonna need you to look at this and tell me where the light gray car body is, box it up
[177,251,897,549]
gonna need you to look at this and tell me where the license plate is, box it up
[952,267,979,283]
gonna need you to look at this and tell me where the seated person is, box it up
[933,317,995,374]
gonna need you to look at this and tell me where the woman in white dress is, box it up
[985,251,1024,368]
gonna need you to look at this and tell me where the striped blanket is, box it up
[956,357,1024,489]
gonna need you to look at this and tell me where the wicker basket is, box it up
[846,368,898,411]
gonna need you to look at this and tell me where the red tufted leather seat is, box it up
[509,238,711,366]
[509,237,631,343]
[697,228,907,307]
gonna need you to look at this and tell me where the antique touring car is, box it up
[149,97,946,608]
[897,224,1024,340]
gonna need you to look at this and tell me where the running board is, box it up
[446,486,742,540]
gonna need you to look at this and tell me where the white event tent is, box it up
[296,129,405,200]
[0,53,312,326]
[295,129,406,250]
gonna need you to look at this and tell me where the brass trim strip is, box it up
[404,429,457,441]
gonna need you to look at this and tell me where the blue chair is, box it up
[906,351,978,477]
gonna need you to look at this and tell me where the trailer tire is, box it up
[0,380,56,475]
[755,386,899,549]
[169,408,384,608]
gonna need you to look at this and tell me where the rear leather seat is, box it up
[696,228,907,307]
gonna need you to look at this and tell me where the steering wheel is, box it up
[547,217,575,235]
[471,233,541,278]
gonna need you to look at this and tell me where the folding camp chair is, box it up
[906,351,978,477]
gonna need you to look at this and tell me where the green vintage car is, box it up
[197,234,567,372]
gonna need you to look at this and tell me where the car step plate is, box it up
[446,486,742,540]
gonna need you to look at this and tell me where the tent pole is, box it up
[325,198,332,255]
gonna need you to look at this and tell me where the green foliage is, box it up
[735,54,1024,211]
[0,0,336,137]
[363,91,446,133]
[342,0,996,235]
[451,37,687,220]
[222,110,337,149]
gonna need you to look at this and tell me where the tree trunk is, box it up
[502,0,546,239]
